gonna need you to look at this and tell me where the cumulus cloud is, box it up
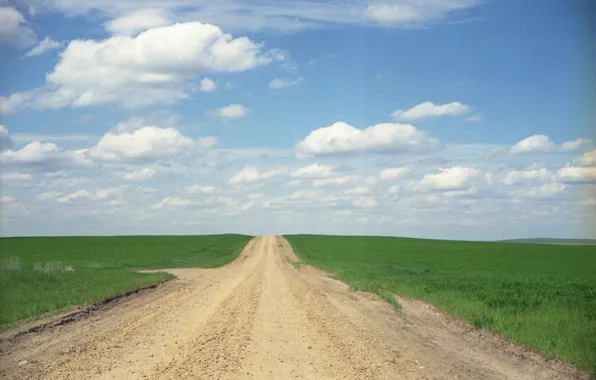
[511,182,567,199]
[0,125,15,151]
[56,187,123,204]
[89,125,200,161]
[1,141,90,170]
[377,167,410,181]
[229,166,284,185]
[269,77,304,89]
[510,135,592,154]
[199,77,218,93]
[35,191,62,201]
[12,22,285,110]
[1,172,32,182]
[561,138,592,151]
[557,167,596,184]
[0,91,36,115]
[185,185,216,193]
[391,101,471,121]
[313,175,356,187]
[292,164,334,179]
[296,121,441,156]
[197,136,219,148]
[0,6,36,45]
[501,168,553,185]
[152,196,197,208]
[215,104,249,120]
[121,167,156,181]
[0,195,15,204]
[152,195,235,209]
[25,37,62,57]
[571,149,596,167]
[353,197,379,208]
[419,167,482,192]
[104,9,173,35]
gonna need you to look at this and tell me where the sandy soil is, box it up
[0,235,591,380]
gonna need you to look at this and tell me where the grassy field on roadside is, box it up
[0,234,252,330]
[285,234,596,374]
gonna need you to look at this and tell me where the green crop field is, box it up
[285,234,596,374]
[0,234,252,330]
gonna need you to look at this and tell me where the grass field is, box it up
[0,234,252,330]
[285,234,596,374]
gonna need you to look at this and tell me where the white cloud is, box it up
[24,1,481,34]
[152,196,197,209]
[104,9,173,36]
[89,126,196,161]
[215,104,249,119]
[199,77,218,93]
[152,195,235,209]
[14,22,285,110]
[511,182,567,199]
[229,166,284,185]
[377,167,410,181]
[0,6,35,45]
[56,188,123,204]
[0,195,15,204]
[391,101,471,121]
[343,186,371,195]
[292,164,334,179]
[419,167,481,191]
[269,77,304,89]
[501,168,553,185]
[11,133,94,143]
[353,197,379,208]
[365,1,479,25]
[511,135,592,154]
[56,190,92,203]
[313,175,356,187]
[561,138,591,151]
[285,179,302,187]
[465,115,483,122]
[121,167,156,181]
[571,149,596,167]
[557,167,596,184]
[25,37,62,57]
[197,136,219,148]
[35,191,62,201]
[510,135,554,154]
[0,125,15,151]
[1,172,32,182]
[185,185,216,193]
[1,141,90,169]
[296,121,441,156]
[0,91,36,115]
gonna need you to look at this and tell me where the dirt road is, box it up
[0,236,589,379]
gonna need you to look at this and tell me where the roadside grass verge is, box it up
[0,234,252,330]
[284,234,596,374]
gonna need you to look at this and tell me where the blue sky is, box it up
[1,0,595,239]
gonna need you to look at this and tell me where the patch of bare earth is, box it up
[0,236,591,379]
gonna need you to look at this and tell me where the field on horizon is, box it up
[0,234,252,330]
[285,234,596,374]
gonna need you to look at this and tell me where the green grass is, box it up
[0,234,252,330]
[284,234,596,374]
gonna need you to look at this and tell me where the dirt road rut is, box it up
[0,236,589,379]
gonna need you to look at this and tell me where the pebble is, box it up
[18,360,28,367]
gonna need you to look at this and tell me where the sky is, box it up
[1,0,595,240]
